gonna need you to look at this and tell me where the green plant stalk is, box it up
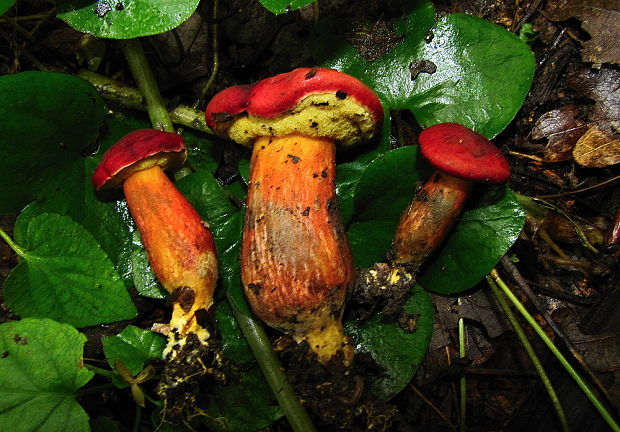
[77,70,213,134]
[486,276,569,432]
[489,269,620,432]
[0,228,25,257]
[458,313,466,432]
[121,39,174,133]
[226,293,317,432]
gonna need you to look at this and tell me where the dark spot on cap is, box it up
[305,69,317,79]
[302,207,310,216]
[212,112,234,122]
[336,90,348,100]
[167,286,196,313]
[321,170,328,178]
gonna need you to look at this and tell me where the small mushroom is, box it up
[205,67,383,364]
[92,129,221,418]
[392,122,511,268]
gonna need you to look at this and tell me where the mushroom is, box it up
[205,67,383,364]
[92,129,222,418]
[391,122,511,268]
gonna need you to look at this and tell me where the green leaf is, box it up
[346,146,430,267]
[3,213,137,327]
[418,186,525,294]
[215,301,253,364]
[0,318,95,432]
[102,325,166,376]
[258,0,315,15]
[317,7,535,138]
[201,366,282,432]
[0,71,105,215]
[56,0,201,39]
[345,284,434,400]
[0,0,15,16]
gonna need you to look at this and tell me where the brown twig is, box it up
[409,384,457,432]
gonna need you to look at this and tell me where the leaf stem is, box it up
[121,39,174,133]
[225,293,317,432]
[0,227,26,257]
[489,269,620,432]
[486,276,569,432]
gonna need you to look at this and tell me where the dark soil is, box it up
[1,0,619,431]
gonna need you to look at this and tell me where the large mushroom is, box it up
[205,67,383,364]
[92,129,222,419]
[391,122,511,268]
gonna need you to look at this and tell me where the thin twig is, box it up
[194,0,220,110]
[409,384,457,432]
[536,174,620,199]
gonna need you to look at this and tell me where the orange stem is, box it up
[123,166,218,340]
[242,134,355,364]
[392,171,472,268]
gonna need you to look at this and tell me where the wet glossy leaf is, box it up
[345,284,434,400]
[0,318,94,432]
[3,213,137,327]
[418,186,525,294]
[56,0,201,39]
[317,7,535,138]
[102,325,166,376]
[0,71,105,215]
[347,146,429,267]
[258,0,314,15]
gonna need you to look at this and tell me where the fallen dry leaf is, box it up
[573,124,620,167]
[531,106,587,162]
[545,0,620,65]
[567,66,620,127]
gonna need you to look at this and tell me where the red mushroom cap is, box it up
[419,123,511,183]
[205,67,383,148]
[92,129,187,191]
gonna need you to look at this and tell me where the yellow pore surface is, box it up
[224,93,378,148]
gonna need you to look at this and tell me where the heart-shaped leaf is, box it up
[0,71,105,215]
[417,186,525,294]
[0,318,95,432]
[3,213,137,327]
[347,146,429,268]
[345,284,434,400]
[316,5,535,138]
[56,0,201,39]
[102,325,166,376]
